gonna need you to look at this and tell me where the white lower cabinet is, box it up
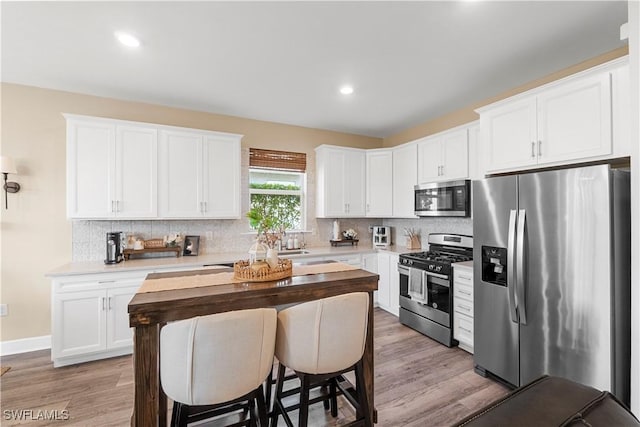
[453,262,474,353]
[51,272,146,367]
[376,252,399,316]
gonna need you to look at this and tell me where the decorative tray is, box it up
[330,239,359,247]
[233,258,293,282]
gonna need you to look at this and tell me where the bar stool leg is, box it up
[270,364,286,427]
[256,385,268,427]
[298,374,310,427]
[330,378,338,417]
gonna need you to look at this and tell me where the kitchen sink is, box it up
[281,250,310,255]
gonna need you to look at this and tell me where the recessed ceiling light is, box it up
[339,85,354,95]
[115,31,140,48]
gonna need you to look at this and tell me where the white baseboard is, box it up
[0,335,51,356]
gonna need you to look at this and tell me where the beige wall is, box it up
[383,46,630,147]
[0,84,382,342]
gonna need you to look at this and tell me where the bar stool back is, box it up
[271,292,370,427]
[161,308,277,427]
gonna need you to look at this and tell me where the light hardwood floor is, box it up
[0,309,509,426]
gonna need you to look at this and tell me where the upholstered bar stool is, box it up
[160,308,277,427]
[270,292,371,427]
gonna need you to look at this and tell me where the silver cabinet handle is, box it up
[538,140,542,157]
[459,275,472,281]
[460,326,472,334]
[203,201,207,213]
[108,297,112,310]
[116,200,120,212]
[441,165,444,176]
[101,297,106,311]
[459,289,472,296]
[531,142,535,158]
[458,304,472,312]
[366,203,369,212]
[111,201,115,213]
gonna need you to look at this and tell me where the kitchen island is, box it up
[128,264,379,427]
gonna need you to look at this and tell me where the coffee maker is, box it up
[105,232,124,264]
[372,226,391,248]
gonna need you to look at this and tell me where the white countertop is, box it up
[46,244,422,277]
[452,260,474,269]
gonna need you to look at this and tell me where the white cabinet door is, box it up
[53,289,107,359]
[441,129,468,180]
[158,130,203,218]
[366,150,392,217]
[377,253,391,309]
[318,147,347,217]
[67,120,115,218]
[106,284,140,350]
[417,137,441,184]
[392,143,417,218]
[344,150,366,217]
[417,128,469,183]
[361,253,378,273]
[537,73,612,164]
[202,136,241,218]
[316,146,365,218]
[388,254,400,316]
[362,253,379,305]
[482,97,538,172]
[115,125,157,218]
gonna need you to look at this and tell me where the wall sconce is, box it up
[1,156,20,209]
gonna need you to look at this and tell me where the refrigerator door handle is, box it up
[516,209,527,325]
[507,209,518,323]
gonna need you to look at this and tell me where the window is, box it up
[249,149,306,231]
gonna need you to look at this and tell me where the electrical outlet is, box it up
[0,304,7,317]
[205,231,213,240]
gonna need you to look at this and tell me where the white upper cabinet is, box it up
[66,114,241,219]
[537,72,612,163]
[66,116,157,219]
[315,145,366,218]
[158,129,241,218]
[158,130,203,218]
[365,150,393,217]
[417,128,468,184]
[478,58,627,174]
[392,143,417,218]
[202,135,241,218]
[115,125,158,218]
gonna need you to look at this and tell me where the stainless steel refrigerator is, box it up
[472,164,631,405]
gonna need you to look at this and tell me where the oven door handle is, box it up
[423,270,449,281]
[398,265,410,275]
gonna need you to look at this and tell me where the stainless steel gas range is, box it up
[398,233,473,347]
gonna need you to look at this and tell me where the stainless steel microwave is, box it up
[414,180,471,217]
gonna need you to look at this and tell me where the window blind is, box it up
[249,148,306,172]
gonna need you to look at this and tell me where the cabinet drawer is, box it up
[454,312,474,347]
[453,268,473,286]
[454,298,474,317]
[453,281,473,303]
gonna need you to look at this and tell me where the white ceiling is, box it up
[1,1,628,138]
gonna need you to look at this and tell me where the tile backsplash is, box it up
[71,218,382,261]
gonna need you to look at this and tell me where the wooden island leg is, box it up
[133,324,166,427]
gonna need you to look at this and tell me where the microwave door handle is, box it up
[516,209,527,325]
[507,209,518,323]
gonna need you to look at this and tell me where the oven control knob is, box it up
[435,265,442,272]
[409,260,413,265]
[428,265,434,270]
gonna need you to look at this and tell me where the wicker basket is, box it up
[144,239,165,248]
[233,258,293,282]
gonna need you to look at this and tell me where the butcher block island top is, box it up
[128,263,379,427]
